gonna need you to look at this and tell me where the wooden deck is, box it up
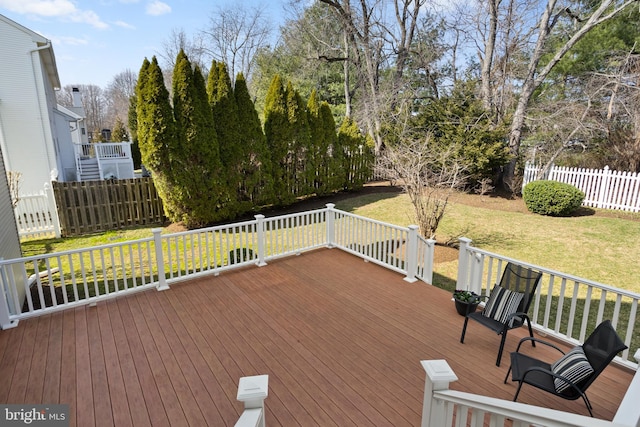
[0,248,633,426]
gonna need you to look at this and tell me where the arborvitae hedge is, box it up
[338,117,373,190]
[208,61,242,215]
[264,75,295,206]
[171,51,230,227]
[285,81,312,196]
[135,56,178,220]
[234,73,274,206]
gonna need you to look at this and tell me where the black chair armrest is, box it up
[521,366,587,397]
[515,336,566,354]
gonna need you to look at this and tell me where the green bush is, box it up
[523,180,585,216]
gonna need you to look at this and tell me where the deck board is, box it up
[0,248,634,426]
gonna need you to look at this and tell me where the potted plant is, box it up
[453,289,480,316]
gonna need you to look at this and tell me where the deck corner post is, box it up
[254,214,267,267]
[325,203,336,248]
[456,237,473,290]
[424,238,436,284]
[237,374,269,427]
[404,225,419,283]
[421,360,458,427]
[152,228,169,291]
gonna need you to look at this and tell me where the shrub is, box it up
[523,180,585,216]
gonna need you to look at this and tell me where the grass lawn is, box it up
[21,186,640,295]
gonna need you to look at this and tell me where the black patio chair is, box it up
[459,262,542,366]
[504,319,627,417]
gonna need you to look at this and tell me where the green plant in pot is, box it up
[453,289,480,316]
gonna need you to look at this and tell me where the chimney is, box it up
[72,86,82,108]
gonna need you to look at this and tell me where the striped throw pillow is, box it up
[481,285,524,327]
[551,346,594,393]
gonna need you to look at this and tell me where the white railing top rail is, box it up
[263,207,328,222]
[462,244,640,300]
[332,207,409,232]
[160,219,258,239]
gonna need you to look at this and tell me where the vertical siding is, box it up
[0,17,58,195]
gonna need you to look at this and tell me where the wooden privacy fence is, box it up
[523,163,640,212]
[52,178,164,236]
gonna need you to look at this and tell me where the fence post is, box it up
[456,237,472,290]
[254,215,267,267]
[404,225,419,283]
[152,228,169,291]
[421,360,458,427]
[326,203,336,248]
[44,182,61,238]
[236,374,269,427]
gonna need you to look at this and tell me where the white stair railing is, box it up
[235,375,269,427]
[421,359,633,427]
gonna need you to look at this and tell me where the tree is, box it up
[234,72,274,205]
[201,4,272,84]
[135,57,177,219]
[57,84,108,138]
[207,61,241,214]
[263,75,295,205]
[127,94,142,169]
[111,117,129,142]
[337,117,372,190]
[172,51,230,227]
[502,0,639,189]
[307,90,338,195]
[104,69,137,133]
[376,136,468,239]
[285,81,312,196]
[158,28,207,88]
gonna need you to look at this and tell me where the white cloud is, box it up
[146,0,170,16]
[0,0,108,29]
[113,20,135,29]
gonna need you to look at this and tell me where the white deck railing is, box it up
[456,238,640,369]
[421,358,640,427]
[0,205,433,328]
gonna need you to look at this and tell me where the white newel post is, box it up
[325,203,335,248]
[469,252,484,296]
[404,225,419,283]
[424,239,436,284]
[421,360,458,427]
[236,374,269,427]
[254,215,267,267]
[152,228,169,291]
[456,237,472,290]
[612,349,640,427]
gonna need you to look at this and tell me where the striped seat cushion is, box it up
[481,285,524,327]
[551,346,594,393]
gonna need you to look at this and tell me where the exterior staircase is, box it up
[78,158,101,181]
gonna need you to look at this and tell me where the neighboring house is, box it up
[0,14,134,238]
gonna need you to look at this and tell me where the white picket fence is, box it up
[523,163,640,212]
[13,184,60,239]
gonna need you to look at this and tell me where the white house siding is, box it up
[0,14,61,195]
[0,144,25,314]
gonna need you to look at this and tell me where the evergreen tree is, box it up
[135,56,177,219]
[337,117,372,190]
[264,74,295,205]
[285,81,312,196]
[207,61,241,214]
[111,116,129,142]
[307,90,335,195]
[319,101,340,193]
[172,50,230,227]
[234,73,274,206]
[127,94,142,169]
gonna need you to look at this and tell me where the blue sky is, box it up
[0,0,287,88]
